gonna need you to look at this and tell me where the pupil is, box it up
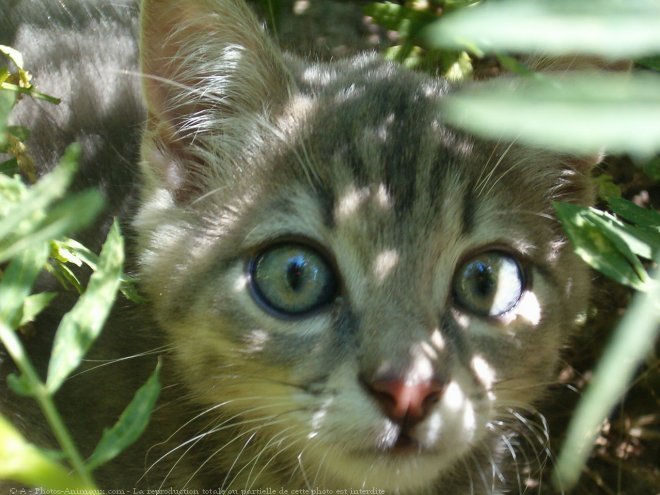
[286,257,305,291]
[473,263,494,297]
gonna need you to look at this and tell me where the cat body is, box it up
[1,1,593,493]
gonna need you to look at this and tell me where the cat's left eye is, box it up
[249,243,337,316]
[453,251,525,317]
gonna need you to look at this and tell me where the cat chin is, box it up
[311,447,465,493]
[300,411,488,492]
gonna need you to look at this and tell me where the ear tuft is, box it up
[138,0,295,200]
[140,0,293,124]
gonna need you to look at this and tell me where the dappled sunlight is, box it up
[516,290,542,325]
[421,329,446,361]
[443,381,466,413]
[242,329,270,354]
[372,249,399,283]
[374,113,396,141]
[308,396,334,439]
[462,401,476,431]
[441,381,477,436]
[233,273,249,292]
[451,308,471,330]
[406,351,434,386]
[501,290,542,326]
[471,355,496,400]
[376,183,392,210]
[302,65,334,86]
[336,182,394,223]
[430,328,446,352]
[336,186,369,220]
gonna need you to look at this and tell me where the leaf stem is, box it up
[0,321,96,488]
[0,82,61,104]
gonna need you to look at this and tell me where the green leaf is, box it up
[0,45,25,70]
[554,259,660,490]
[7,373,34,397]
[50,238,145,303]
[0,414,92,490]
[51,238,97,269]
[440,72,660,158]
[0,172,26,208]
[0,67,9,86]
[637,55,660,71]
[364,3,437,39]
[20,292,57,327]
[593,174,621,201]
[587,208,659,262]
[0,91,15,149]
[46,260,84,294]
[7,125,30,142]
[0,158,19,175]
[422,0,660,59]
[0,189,104,264]
[554,202,649,291]
[0,144,80,246]
[119,275,146,304]
[0,244,50,328]
[46,221,124,393]
[495,54,536,77]
[640,156,660,181]
[607,196,660,233]
[86,361,161,471]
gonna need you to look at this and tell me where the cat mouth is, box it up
[385,433,426,455]
[358,431,437,458]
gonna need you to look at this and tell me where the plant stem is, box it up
[0,321,96,488]
[0,82,61,104]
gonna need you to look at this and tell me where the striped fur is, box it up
[1,0,594,493]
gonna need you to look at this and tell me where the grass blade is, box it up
[46,221,124,393]
[0,244,50,328]
[423,0,660,59]
[0,144,79,241]
[0,189,104,265]
[86,362,161,471]
[0,415,92,490]
[554,260,660,489]
[440,72,660,158]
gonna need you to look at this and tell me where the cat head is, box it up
[135,0,592,491]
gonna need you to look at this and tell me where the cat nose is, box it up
[365,377,445,424]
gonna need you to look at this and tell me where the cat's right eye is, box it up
[453,251,525,318]
[249,242,337,316]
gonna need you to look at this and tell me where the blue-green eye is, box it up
[453,252,524,317]
[249,243,337,316]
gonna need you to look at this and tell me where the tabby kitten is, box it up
[1,0,594,493]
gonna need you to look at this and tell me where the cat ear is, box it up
[139,0,295,200]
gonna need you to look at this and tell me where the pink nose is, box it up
[367,378,445,423]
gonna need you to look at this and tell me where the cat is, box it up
[1,0,595,493]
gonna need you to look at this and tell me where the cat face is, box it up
[135,0,592,491]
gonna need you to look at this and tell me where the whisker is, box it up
[73,345,173,378]
[194,417,293,490]
[245,427,298,491]
[141,398,293,485]
[476,140,516,199]
[219,431,258,492]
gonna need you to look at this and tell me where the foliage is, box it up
[1,0,658,491]
[0,48,160,490]
[365,1,478,78]
[440,72,660,158]
[369,0,660,490]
